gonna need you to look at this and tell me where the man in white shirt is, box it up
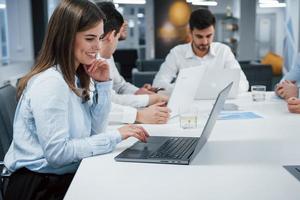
[153,9,249,93]
[97,2,170,124]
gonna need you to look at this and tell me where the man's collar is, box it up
[185,43,195,59]
[209,43,216,57]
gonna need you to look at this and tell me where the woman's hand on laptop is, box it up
[136,102,170,124]
[118,125,149,143]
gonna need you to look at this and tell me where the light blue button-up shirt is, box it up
[4,66,122,175]
[283,54,300,84]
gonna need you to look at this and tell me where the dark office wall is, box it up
[154,0,191,58]
[31,0,48,58]
[154,0,206,58]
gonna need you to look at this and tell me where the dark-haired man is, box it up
[97,2,170,124]
[153,9,249,93]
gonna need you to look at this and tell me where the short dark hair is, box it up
[189,9,216,30]
[96,2,124,38]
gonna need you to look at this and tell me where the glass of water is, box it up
[251,85,266,102]
[179,106,198,129]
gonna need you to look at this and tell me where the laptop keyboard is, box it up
[149,137,198,159]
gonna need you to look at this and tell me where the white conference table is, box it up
[65,92,300,200]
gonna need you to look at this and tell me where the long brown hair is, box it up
[17,0,105,99]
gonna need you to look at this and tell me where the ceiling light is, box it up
[0,3,6,9]
[113,0,146,4]
[187,0,218,6]
[192,1,218,6]
[259,0,276,3]
[259,2,286,8]
[137,13,144,18]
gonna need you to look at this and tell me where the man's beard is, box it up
[196,44,209,52]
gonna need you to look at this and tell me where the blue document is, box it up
[218,112,263,120]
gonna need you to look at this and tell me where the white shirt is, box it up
[109,103,137,124]
[108,57,149,108]
[108,57,149,123]
[153,42,249,93]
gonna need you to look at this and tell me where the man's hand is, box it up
[135,84,165,95]
[135,84,156,95]
[275,80,298,100]
[287,97,300,113]
[148,94,169,105]
[136,102,170,124]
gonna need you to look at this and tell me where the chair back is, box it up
[113,49,138,80]
[131,69,157,88]
[0,83,17,160]
[136,59,164,71]
[240,63,273,91]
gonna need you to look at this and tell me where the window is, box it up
[0,1,8,64]
[47,0,60,20]
[116,4,147,59]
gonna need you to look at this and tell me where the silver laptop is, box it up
[168,67,205,118]
[195,68,240,100]
[115,82,233,165]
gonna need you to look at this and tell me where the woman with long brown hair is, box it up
[4,0,148,199]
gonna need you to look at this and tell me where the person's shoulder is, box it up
[171,43,190,53]
[107,57,117,69]
[28,66,66,90]
[212,42,229,49]
[212,42,231,50]
[37,67,64,82]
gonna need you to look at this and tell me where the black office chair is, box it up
[113,49,138,81]
[240,63,273,91]
[131,59,164,87]
[0,83,18,199]
[135,59,164,71]
[0,83,17,159]
[131,68,157,88]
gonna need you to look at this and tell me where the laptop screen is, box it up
[195,68,240,99]
[167,66,206,118]
[189,82,233,162]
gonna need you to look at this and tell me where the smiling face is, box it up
[190,25,215,57]
[74,21,104,68]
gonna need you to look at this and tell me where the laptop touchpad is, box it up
[119,137,168,159]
